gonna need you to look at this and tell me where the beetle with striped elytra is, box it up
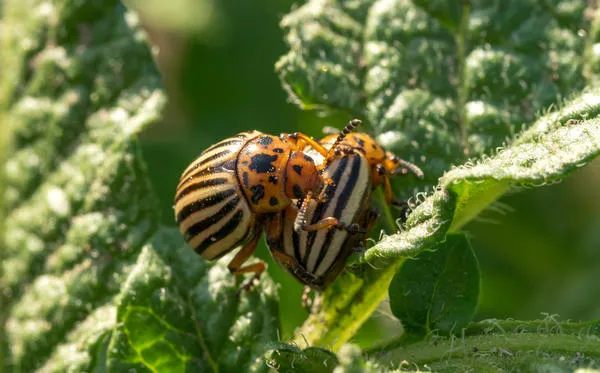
[173,125,364,290]
[266,120,423,292]
[266,145,375,291]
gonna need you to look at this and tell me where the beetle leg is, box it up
[287,133,331,157]
[383,174,396,205]
[382,170,412,222]
[296,191,364,234]
[301,217,366,235]
[270,248,319,285]
[363,208,380,236]
[287,119,362,164]
[336,222,366,235]
[301,217,340,231]
[352,240,366,253]
[265,212,284,248]
[270,248,298,267]
[228,233,265,294]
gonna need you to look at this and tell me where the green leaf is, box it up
[107,229,280,373]
[2,2,163,370]
[277,0,596,196]
[295,87,600,352]
[372,318,600,372]
[366,92,600,263]
[0,1,280,372]
[1,106,10,373]
[280,0,600,351]
[265,344,338,373]
[388,233,480,336]
[266,344,401,373]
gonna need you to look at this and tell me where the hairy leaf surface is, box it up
[277,0,596,196]
[0,1,280,372]
[280,0,600,350]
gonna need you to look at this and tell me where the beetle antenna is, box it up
[395,159,425,179]
[323,118,362,166]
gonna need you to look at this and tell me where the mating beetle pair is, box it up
[174,120,422,291]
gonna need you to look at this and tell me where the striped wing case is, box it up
[174,131,261,260]
[268,151,372,290]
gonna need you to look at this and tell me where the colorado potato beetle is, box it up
[266,120,424,291]
[266,147,374,290]
[174,128,356,288]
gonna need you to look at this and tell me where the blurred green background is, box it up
[135,0,600,346]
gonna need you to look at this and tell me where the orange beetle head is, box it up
[284,151,322,200]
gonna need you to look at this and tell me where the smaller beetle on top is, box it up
[266,120,424,292]
[266,146,374,291]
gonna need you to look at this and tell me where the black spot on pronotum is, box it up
[273,148,284,153]
[352,136,365,147]
[258,136,274,146]
[250,184,265,204]
[293,184,303,199]
[303,154,313,162]
[249,154,278,173]
[268,175,278,184]
[242,172,249,188]
[371,144,377,150]
[269,197,279,206]
[292,165,303,175]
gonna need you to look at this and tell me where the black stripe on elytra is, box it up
[302,156,349,264]
[181,149,232,180]
[314,156,362,271]
[352,135,365,147]
[175,177,228,203]
[176,188,236,223]
[194,209,245,256]
[292,226,303,265]
[184,196,241,240]
[202,138,242,156]
[333,155,363,220]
